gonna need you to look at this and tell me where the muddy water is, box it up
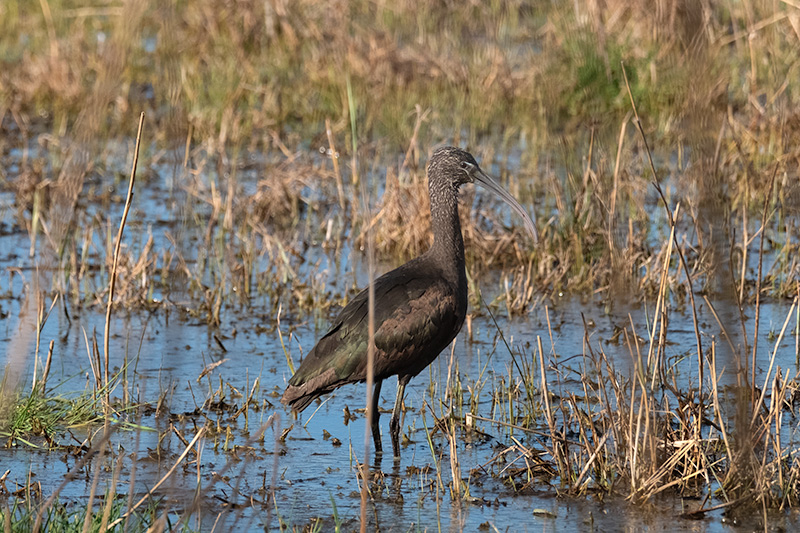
[1,146,799,531]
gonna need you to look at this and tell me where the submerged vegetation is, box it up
[1,0,800,530]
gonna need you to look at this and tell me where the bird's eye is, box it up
[460,161,471,170]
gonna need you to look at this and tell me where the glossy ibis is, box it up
[281,146,537,457]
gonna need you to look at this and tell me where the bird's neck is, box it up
[428,184,466,284]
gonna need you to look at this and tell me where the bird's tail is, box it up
[280,386,318,413]
[281,366,342,413]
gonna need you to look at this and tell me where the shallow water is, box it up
[1,143,799,531]
[2,294,798,531]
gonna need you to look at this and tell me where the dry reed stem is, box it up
[39,340,54,393]
[30,294,58,391]
[609,112,629,240]
[750,297,798,429]
[646,206,677,384]
[751,167,778,404]
[702,295,739,358]
[81,326,99,393]
[573,431,610,491]
[81,428,108,533]
[447,419,462,500]
[360,171,376,533]
[708,340,737,505]
[103,112,144,409]
[325,118,346,213]
[275,304,294,375]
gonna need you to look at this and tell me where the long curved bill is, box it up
[474,169,538,243]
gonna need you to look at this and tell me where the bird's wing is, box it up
[283,276,400,387]
[372,277,458,359]
[288,270,452,385]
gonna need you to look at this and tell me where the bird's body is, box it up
[281,256,466,411]
[281,146,537,457]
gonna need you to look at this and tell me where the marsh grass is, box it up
[0,388,101,447]
[1,492,161,533]
[3,0,799,318]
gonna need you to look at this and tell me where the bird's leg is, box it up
[390,377,409,458]
[370,380,382,454]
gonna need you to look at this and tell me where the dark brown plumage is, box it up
[281,146,537,457]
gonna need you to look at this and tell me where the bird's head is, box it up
[427,146,539,242]
[428,146,482,187]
